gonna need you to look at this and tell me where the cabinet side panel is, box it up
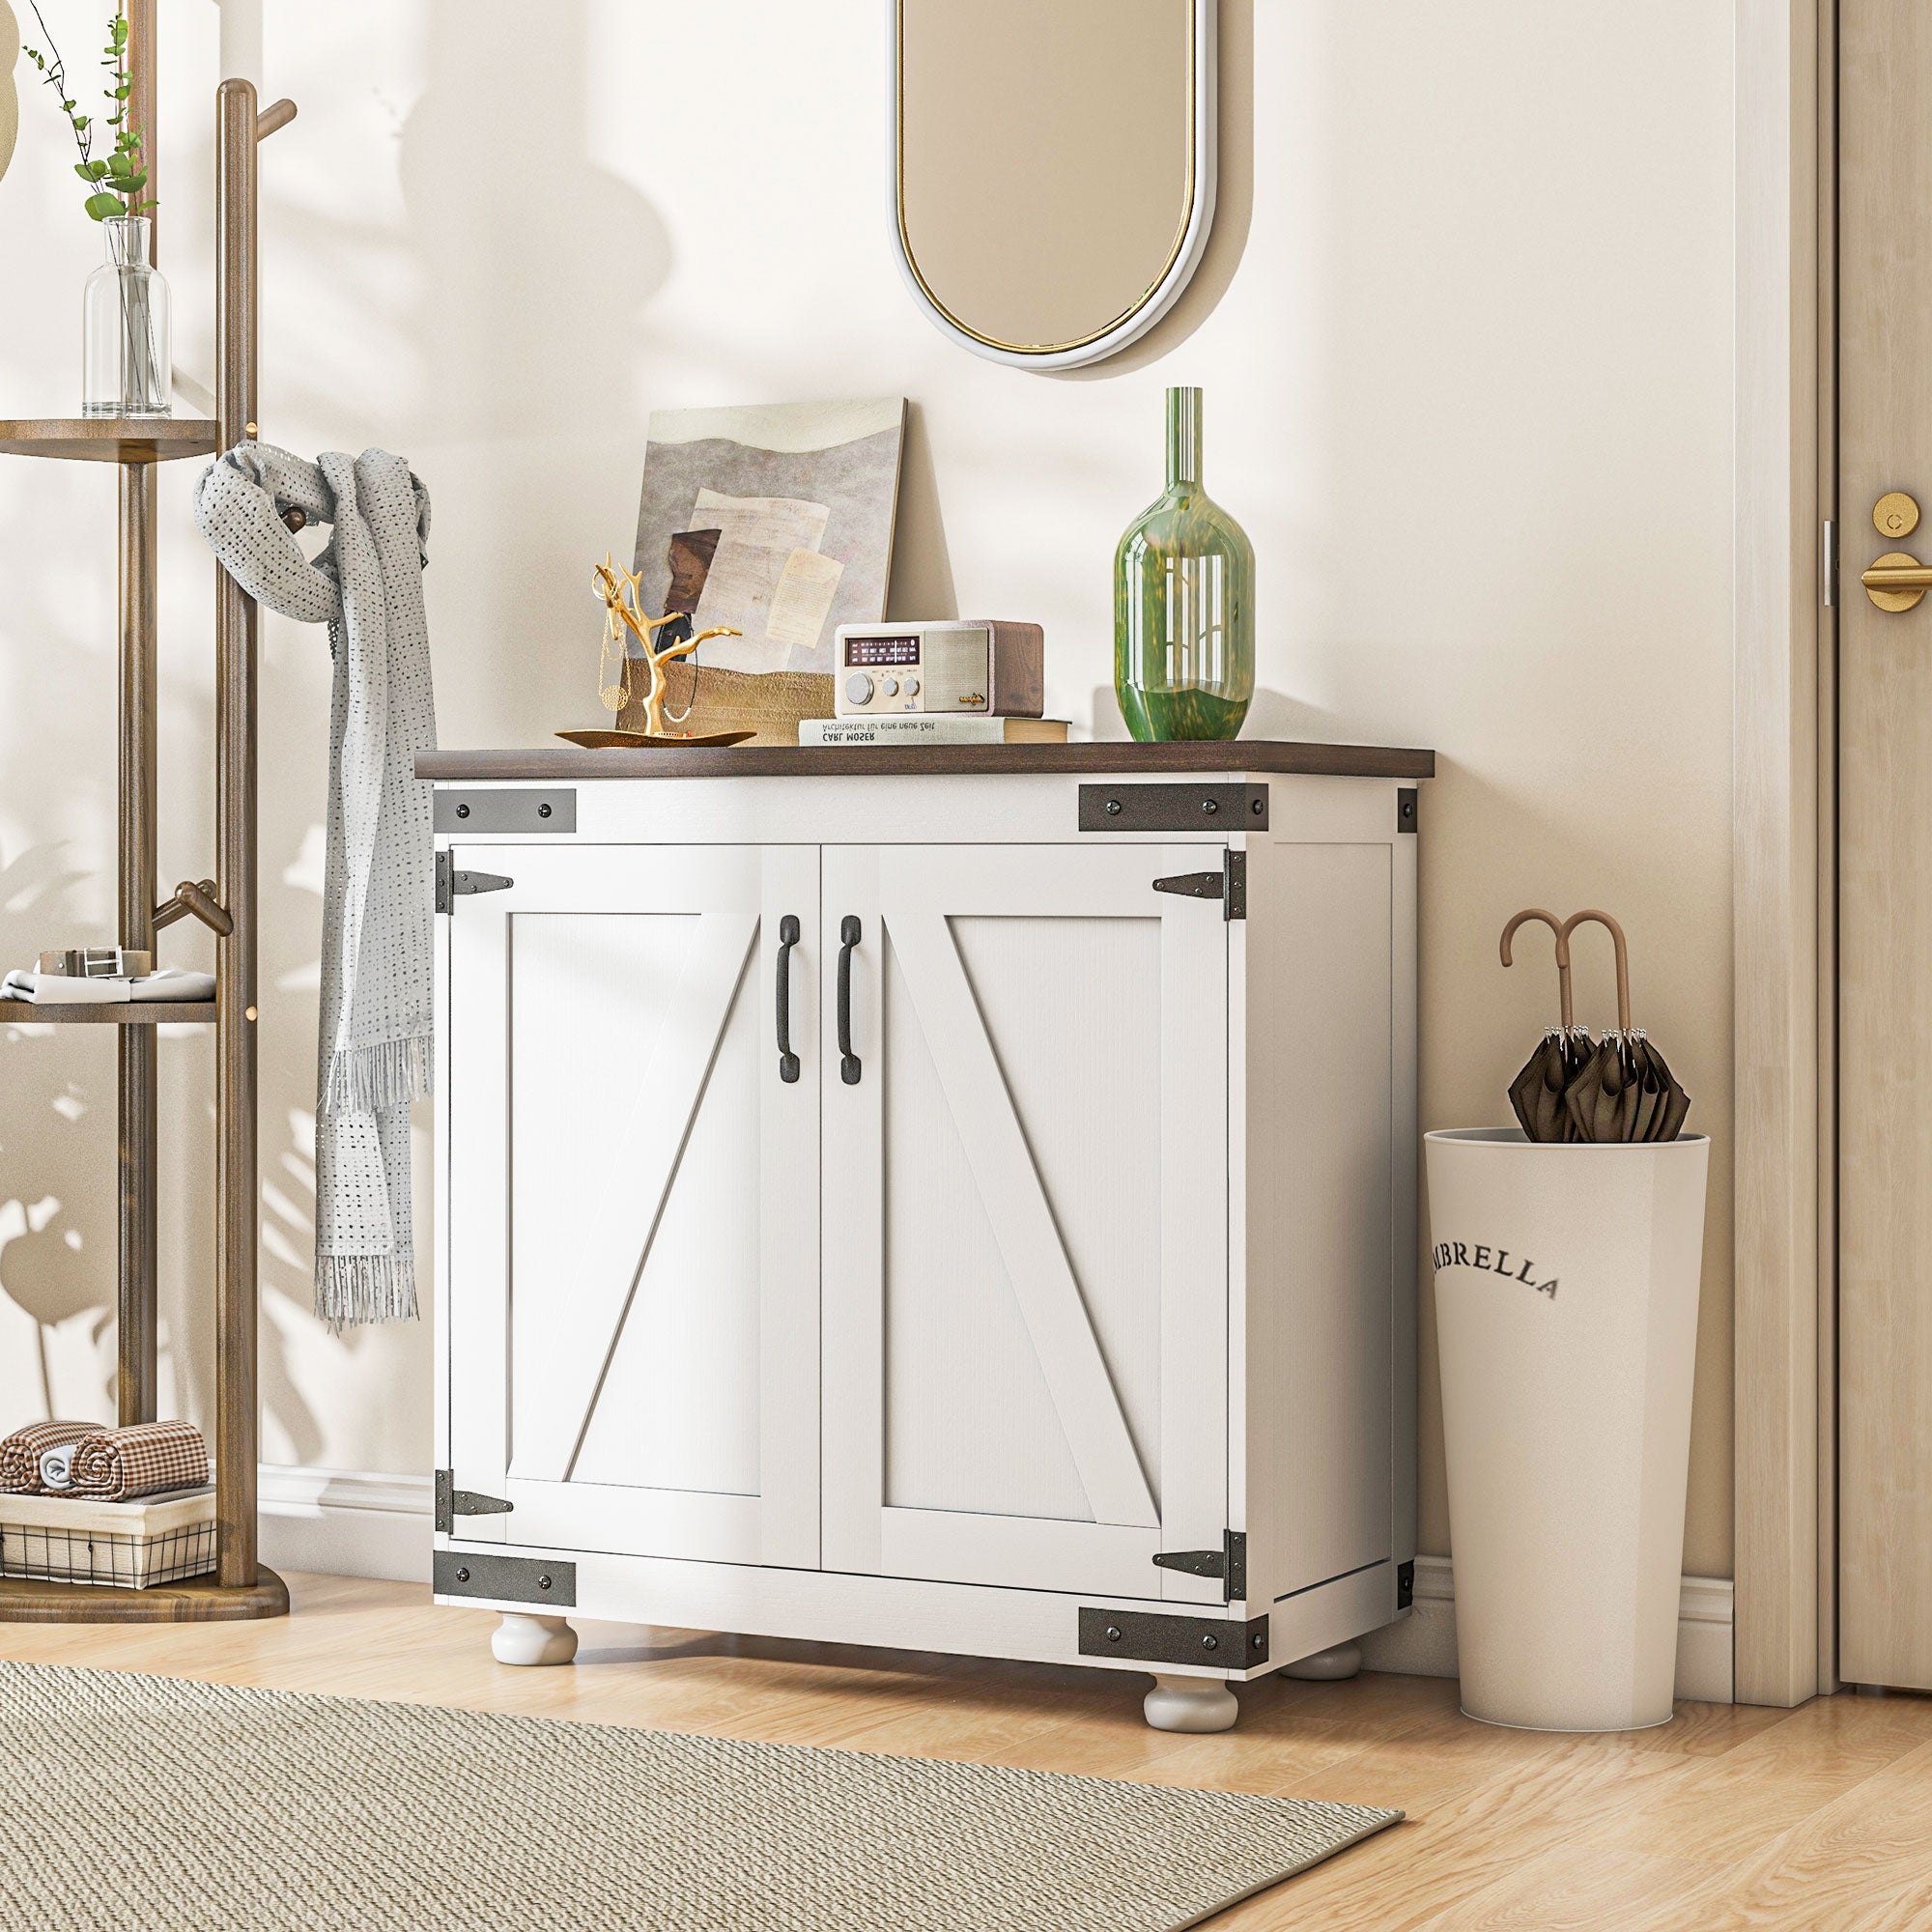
[1391,830,1419,1567]
[1247,839,1395,1600]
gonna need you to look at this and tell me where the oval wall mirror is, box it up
[893,0,1216,370]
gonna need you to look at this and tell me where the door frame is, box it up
[1734,0,1836,1707]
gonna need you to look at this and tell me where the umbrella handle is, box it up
[1558,909,1632,1033]
[1500,908,1573,1031]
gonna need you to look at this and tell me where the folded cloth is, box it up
[1,968,216,1005]
[38,1445,76,1491]
[67,1421,210,1500]
[0,1419,93,1492]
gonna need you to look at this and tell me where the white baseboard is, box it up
[250,1478,1737,1705]
[256,1464,432,1584]
[1357,1554,1735,1704]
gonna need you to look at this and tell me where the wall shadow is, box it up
[1054,0,1254,382]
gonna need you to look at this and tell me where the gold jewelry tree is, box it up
[0,6,293,1621]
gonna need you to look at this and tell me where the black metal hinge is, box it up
[1397,1558,1416,1611]
[1151,850,1246,920]
[434,852,514,913]
[434,1468,514,1535]
[1397,788,1418,835]
[1151,1529,1247,1603]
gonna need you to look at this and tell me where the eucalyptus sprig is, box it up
[22,2,154,222]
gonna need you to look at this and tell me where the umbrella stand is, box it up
[1430,902,1707,1728]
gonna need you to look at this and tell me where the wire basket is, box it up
[0,1487,216,1589]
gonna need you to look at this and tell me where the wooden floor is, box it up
[4,1573,1930,1930]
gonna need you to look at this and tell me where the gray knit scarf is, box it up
[194,444,437,1327]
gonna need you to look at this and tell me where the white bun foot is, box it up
[1280,1641,1363,1682]
[1144,1673,1239,1733]
[492,1612,579,1666]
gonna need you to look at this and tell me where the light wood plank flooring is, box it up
[3,1573,1929,1929]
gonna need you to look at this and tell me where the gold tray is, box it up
[554,728,756,750]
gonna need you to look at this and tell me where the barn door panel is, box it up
[443,841,818,1569]
[821,843,1228,1604]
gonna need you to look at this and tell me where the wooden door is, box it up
[821,843,1229,1605]
[1839,5,1932,1691]
[442,842,820,1570]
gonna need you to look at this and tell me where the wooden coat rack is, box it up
[0,5,293,1621]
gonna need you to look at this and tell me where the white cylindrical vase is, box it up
[1424,1127,1710,1731]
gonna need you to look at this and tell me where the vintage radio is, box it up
[834,620,1044,717]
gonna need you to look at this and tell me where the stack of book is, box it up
[799,716,1069,747]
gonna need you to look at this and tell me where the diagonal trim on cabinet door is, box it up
[885,912,1159,1530]
[512,910,759,1485]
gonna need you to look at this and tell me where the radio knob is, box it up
[880,676,899,697]
[903,678,920,696]
[843,671,874,706]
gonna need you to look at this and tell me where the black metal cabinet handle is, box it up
[775,914,801,1083]
[838,915,862,1085]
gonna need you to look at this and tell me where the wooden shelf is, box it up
[418,739,1439,782]
[0,417,219,464]
[0,1567,289,1625]
[0,1000,217,1025]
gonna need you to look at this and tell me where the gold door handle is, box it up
[1863,554,1932,611]
[1864,494,1929,609]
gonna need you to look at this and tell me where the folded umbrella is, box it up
[1632,1033,1691,1143]
[1556,911,1690,1146]
[1501,909,1593,1143]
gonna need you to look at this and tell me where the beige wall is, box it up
[0,2,1734,1577]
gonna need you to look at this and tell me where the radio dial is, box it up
[904,678,920,696]
[880,676,899,697]
[843,672,874,706]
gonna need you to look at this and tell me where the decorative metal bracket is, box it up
[433,1548,574,1608]
[1079,1606,1269,1668]
[1079,782,1268,833]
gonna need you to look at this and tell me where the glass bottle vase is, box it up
[82,215,172,418]
[1113,386,1254,741]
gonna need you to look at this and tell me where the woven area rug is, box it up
[0,1660,1399,1931]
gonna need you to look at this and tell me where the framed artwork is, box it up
[630,398,908,678]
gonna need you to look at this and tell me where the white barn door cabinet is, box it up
[423,743,1431,1731]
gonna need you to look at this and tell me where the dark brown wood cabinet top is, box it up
[415,741,1435,782]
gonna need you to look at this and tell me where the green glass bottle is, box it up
[1113,386,1255,741]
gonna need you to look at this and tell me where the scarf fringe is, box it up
[314,1253,419,1334]
[324,1034,432,1116]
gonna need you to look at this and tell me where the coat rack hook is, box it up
[256,99,298,140]
[152,878,234,939]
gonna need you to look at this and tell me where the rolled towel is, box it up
[67,1421,210,1500]
[0,1419,94,1493]
[39,1444,76,1491]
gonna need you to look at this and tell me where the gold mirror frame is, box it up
[891,0,1217,370]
